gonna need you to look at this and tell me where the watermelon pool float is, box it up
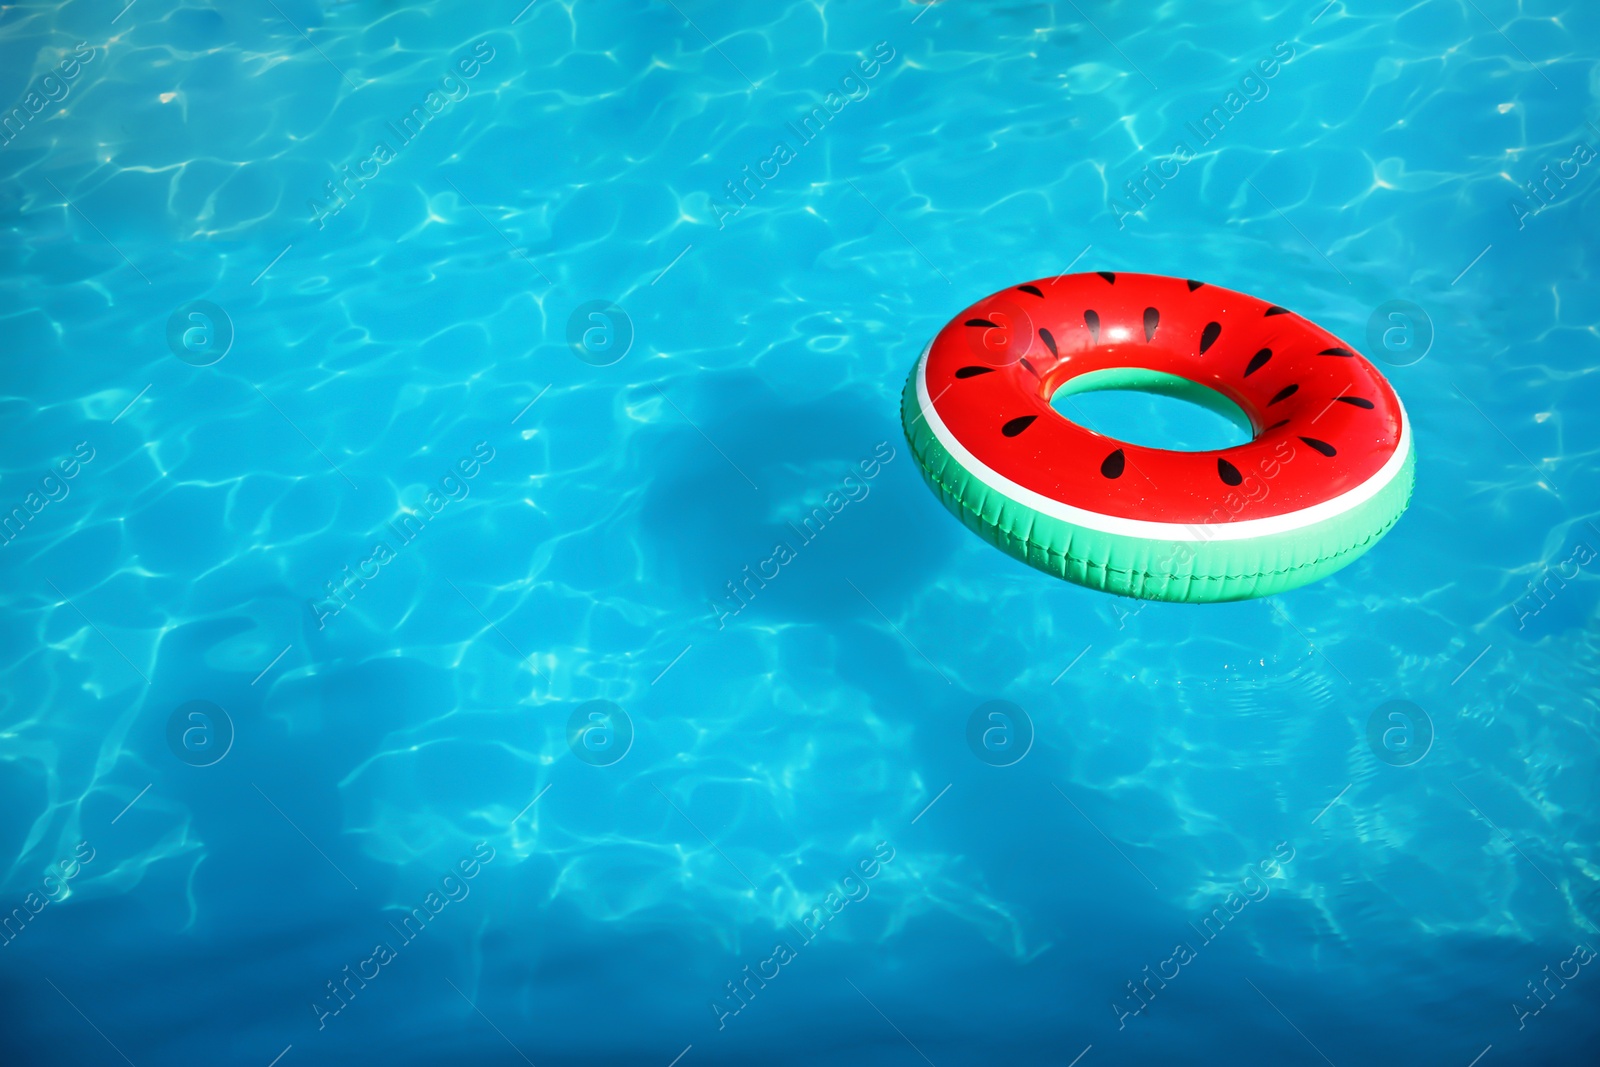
[901,272,1414,603]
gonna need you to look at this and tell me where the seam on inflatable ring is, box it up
[911,431,1408,584]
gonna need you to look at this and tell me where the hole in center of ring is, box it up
[1048,367,1255,452]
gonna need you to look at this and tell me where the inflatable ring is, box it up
[901,272,1414,603]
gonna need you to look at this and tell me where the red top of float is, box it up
[919,272,1406,526]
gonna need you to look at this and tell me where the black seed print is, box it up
[1002,415,1037,437]
[955,366,994,378]
[1199,322,1222,354]
[1017,284,1044,297]
[1218,458,1243,486]
[965,318,999,328]
[1268,384,1299,405]
[1265,419,1290,431]
[1300,436,1337,457]
[1244,348,1272,377]
[1320,347,1355,357]
[1143,307,1160,341]
[1084,310,1101,343]
[1264,306,1290,316]
[1187,279,1204,291]
[1101,449,1126,478]
[1019,358,1038,377]
[1336,396,1375,408]
[1097,271,1116,284]
[1038,328,1058,357]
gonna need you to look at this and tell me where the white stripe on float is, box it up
[912,340,1411,543]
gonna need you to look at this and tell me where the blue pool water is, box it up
[3,1,1599,1063]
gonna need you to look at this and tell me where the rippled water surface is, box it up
[3,1,1599,1064]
